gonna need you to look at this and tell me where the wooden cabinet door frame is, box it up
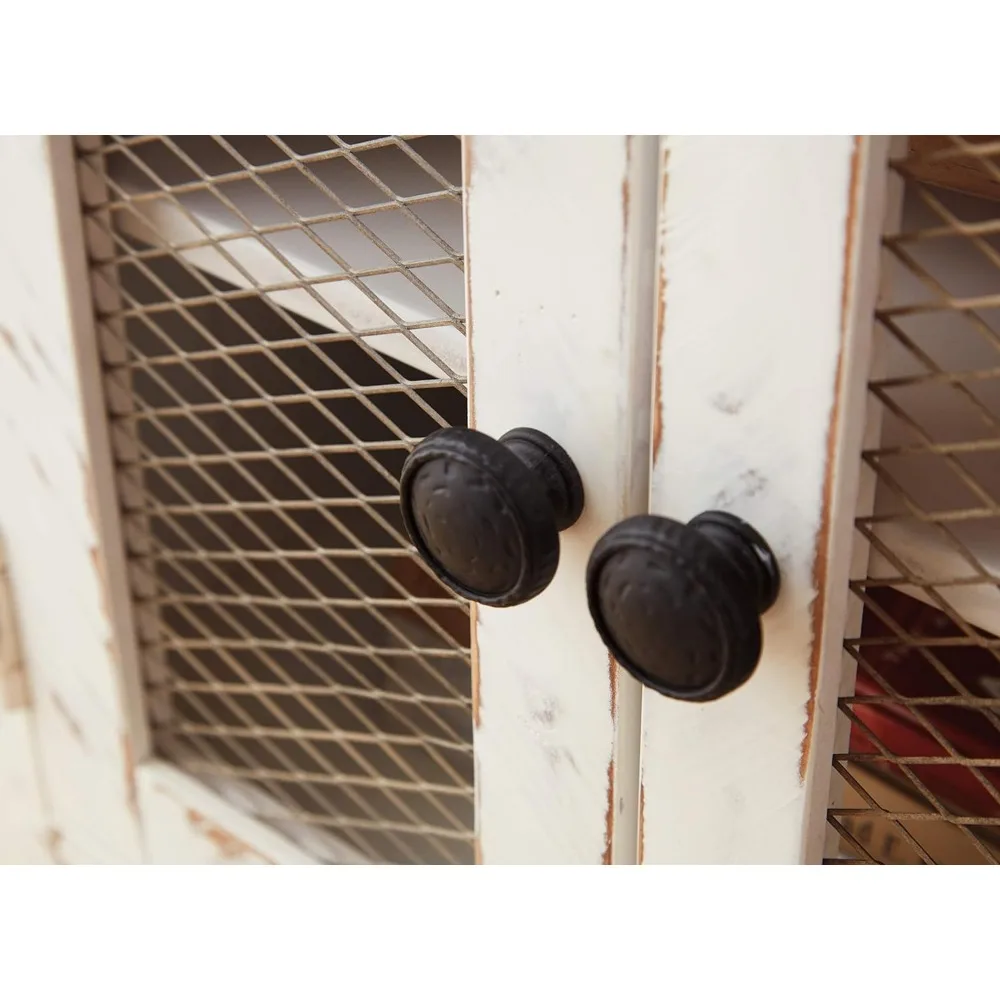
[637,136,893,863]
[4,134,885,865]
[0,135,660,863]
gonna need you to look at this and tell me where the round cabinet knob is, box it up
[399,427,585,607]
[586,511,781,702]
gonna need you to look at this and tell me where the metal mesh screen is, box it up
[75,136,473,864]
[829,137,1000,864]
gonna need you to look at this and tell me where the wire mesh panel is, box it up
[75,136,473,864]
[829,137,1000,864]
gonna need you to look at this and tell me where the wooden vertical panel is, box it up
[0,137,320,863]
[0,537,52,862]
[821,137,908,862]
[0,136,145,862]
[639,137,890,864]
[466,137,658,863]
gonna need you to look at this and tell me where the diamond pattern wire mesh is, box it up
[75,136,473,864]
[828,137,1000,864]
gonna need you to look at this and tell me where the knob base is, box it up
[499,428,585,532]
[689,511,781,616]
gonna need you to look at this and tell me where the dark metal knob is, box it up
[586,511,780,702]
[399,427,585,607]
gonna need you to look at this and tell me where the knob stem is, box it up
[689,511,781,616]
[499,428,585,532]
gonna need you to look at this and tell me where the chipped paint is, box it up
[1,662,30,711]
[604,655,619,860]
[87,544,116,636]
[470,604,480,729]
[620,138,632,294]
[185,808,269,863]
[28,332,59,383]
[468,137,654,863]
[602,759,615,864]
[651,146,669,464]
[0,540,31,711]
[640,137,867,863]
[80,457,101,534]
[29,454,50,487]
[607,651,618,720]
[51,693,85,746]
[121,732,139,819]
[800,136,863,784]
[1,325,37,382]
[0,136,146,863]
[637,784,645,864]
[47,828,66,864]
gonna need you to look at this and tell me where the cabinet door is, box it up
[0,135,658,863]
[635,137,892,863]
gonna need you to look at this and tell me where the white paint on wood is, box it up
[467,136,658,863]
[639,137,890,863]
[0,537,52,863]
[0,708,52,863]
[0,136,145,863]
[137,762,327,864]
[0,136,323,864]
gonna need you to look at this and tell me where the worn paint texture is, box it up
[801,137,863,782]
[469,137,654,863]
[640,137,864,863]
[0,136,144,863]
[186,809,270,863]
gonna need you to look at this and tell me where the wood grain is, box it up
[906,136,1000,202]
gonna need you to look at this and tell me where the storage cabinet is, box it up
[2,135,997,863]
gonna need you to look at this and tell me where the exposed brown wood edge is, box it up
[186,808,271,863]
[602,760,615,865]
[0,534,31,710]
[636,783,645,864]
[801,137,863,783]
[651,143,669,463]
[603,651,619,865]
[904,136,1000,203]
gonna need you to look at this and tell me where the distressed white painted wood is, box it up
[0,135,144,863]
[136,762,330,864]
[638,136,891,864]
[0,536,52,862]
[3,134,659,865]
[467,136,658,863]
[0,136,323,864]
